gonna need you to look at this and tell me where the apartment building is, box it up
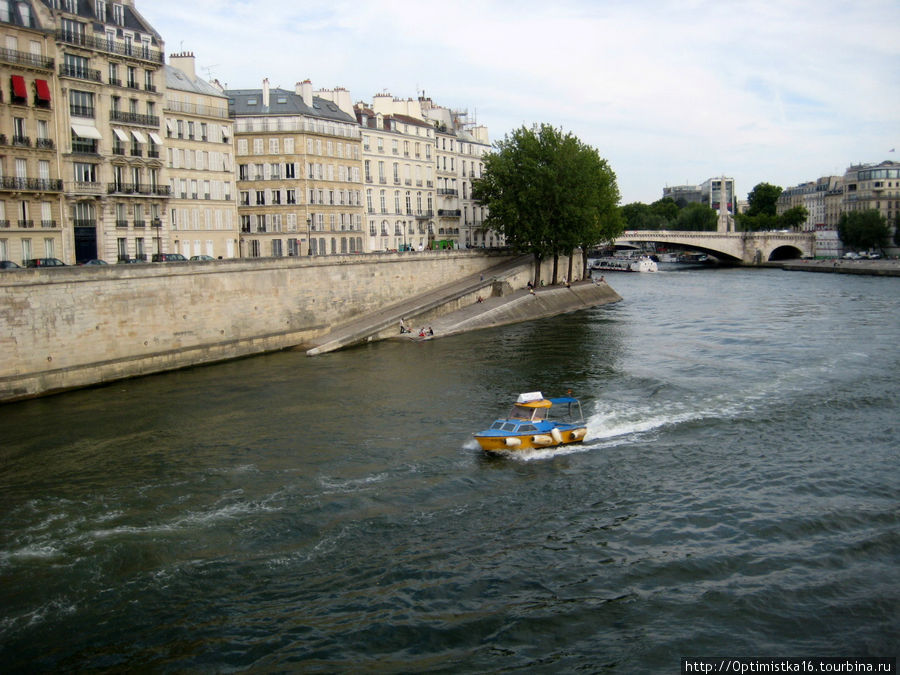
[0,0,64,265]
[228,80,364,257]
[841,160,900,228]
[38,0,168,263]
[457,127,490,247]
[776,176,841,231]
[164,52,237,259]
[357,100,435,251]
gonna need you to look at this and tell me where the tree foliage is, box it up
[837,210,891,251]
[473,123,621,285]
[746,182,782,217]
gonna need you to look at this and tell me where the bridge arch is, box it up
[613,231,815,264]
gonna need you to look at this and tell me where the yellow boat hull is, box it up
[475,426,587,453]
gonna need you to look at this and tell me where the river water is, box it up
[1,267,897,673]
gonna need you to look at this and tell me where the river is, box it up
[1,267,897,673]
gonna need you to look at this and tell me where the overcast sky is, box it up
[140,0,899,204]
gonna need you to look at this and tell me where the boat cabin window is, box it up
[501,423,517,432]
[490,421,504,430]
[509,404,547,421]
[518,424,537,433]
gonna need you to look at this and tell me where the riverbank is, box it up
[767,258,900,277]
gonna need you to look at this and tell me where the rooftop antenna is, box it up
[203,64,219,80]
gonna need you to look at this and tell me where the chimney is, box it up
[169,51,196,78]
[297,79,313,107]
[262,78,270,107]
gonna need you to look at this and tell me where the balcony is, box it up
[109,110,160,127]
[59,64,102,82]
[73,219,96,228]
[107,183,171,196]
[56,30,164,64]
[41,220,57,228]
[437,209,461,217]
[130,148,143,157]
[109,77,121,87]
[112,145,125,155]
[414,210,434,219]
[17,220,34,228]
[0,219,8,228]
[147,149,159,158]
[134,220,146,228]
[0,177,64,192]
[71,139,99,154]
[0,46,54,70]
[36,138,54,150]
[116,219,128,228]
[437,189,458,196]
[12,135,31,147]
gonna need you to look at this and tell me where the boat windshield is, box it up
[508,403,548,421]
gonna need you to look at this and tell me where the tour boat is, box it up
[473,391,587,453]
[590,255,658,273]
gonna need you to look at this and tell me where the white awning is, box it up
[148,131,163,145]
[165,118,175,133]
[112,128,129,142]
[221,124,230,139]
[131,130,147,144]
[71,123,102,140]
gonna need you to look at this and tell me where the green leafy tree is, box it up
[650,197,680,224]
[746,182,782,217]
[778,206,809,231]
[837,210,891,251]
[672,202,717,231]
[473,123,621,286]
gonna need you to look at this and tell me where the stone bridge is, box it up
[614,230,815,263]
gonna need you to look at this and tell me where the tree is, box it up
[778,206,809,231]
[672,202,717,231]
[837,210,891,251]
[473,124,621,286]
[746,182,782,217]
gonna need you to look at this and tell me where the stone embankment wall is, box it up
[0,251,515,402]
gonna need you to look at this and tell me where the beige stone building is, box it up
[228,80,363,258]
[38,0,168,263]
[164,53,237,259]
[841,160,900,228]
[357,97,435,251]
[0,0,65,265]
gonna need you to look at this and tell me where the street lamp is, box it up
[306,214,312,255]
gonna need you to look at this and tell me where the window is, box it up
[113,3,124,25]
[286,189,296,204]
[74,162,96,182]
[285,163,295,179]
[69,90,94,117]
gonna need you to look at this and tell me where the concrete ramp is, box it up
[305,255,533,355]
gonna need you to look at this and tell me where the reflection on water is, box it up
[1,268,898,672]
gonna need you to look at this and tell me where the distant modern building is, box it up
[228,79,364,257]
[662,184,702,206]
[164,52,237,259]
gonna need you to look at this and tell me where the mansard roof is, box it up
[165,65,226,99]
[38,0,162,43]
[226,87,355,124]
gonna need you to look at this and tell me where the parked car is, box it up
[0,260,21,269]
[843,252,860,260]
[189,255,216,261]
[117,257,147,264]
[25,258,66,267]
[81,259,108,265]
[151,253,188,262]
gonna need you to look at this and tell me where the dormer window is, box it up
[247,98,257,106]
[96,1,106,22]
[113,3,124,26]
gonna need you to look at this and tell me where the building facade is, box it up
[40,0,169,263]
[229,80,363,257]
[841,160,900,230]
[164,52,237,259]
[357,101,435,251]
[0,0,64,265]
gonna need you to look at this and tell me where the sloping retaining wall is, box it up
[0,251,514,402]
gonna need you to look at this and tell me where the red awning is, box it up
[35,79,51,102]
[11,75,27,99]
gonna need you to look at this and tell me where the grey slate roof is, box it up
[225,87,355,124]
[165,65,226,98]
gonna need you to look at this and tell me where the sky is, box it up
[139,0,899,205]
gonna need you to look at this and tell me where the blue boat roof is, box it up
[547,396,578,405]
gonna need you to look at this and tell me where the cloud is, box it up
[142,0,899,203]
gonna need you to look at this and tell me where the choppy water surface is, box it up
[1,268,898,672]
